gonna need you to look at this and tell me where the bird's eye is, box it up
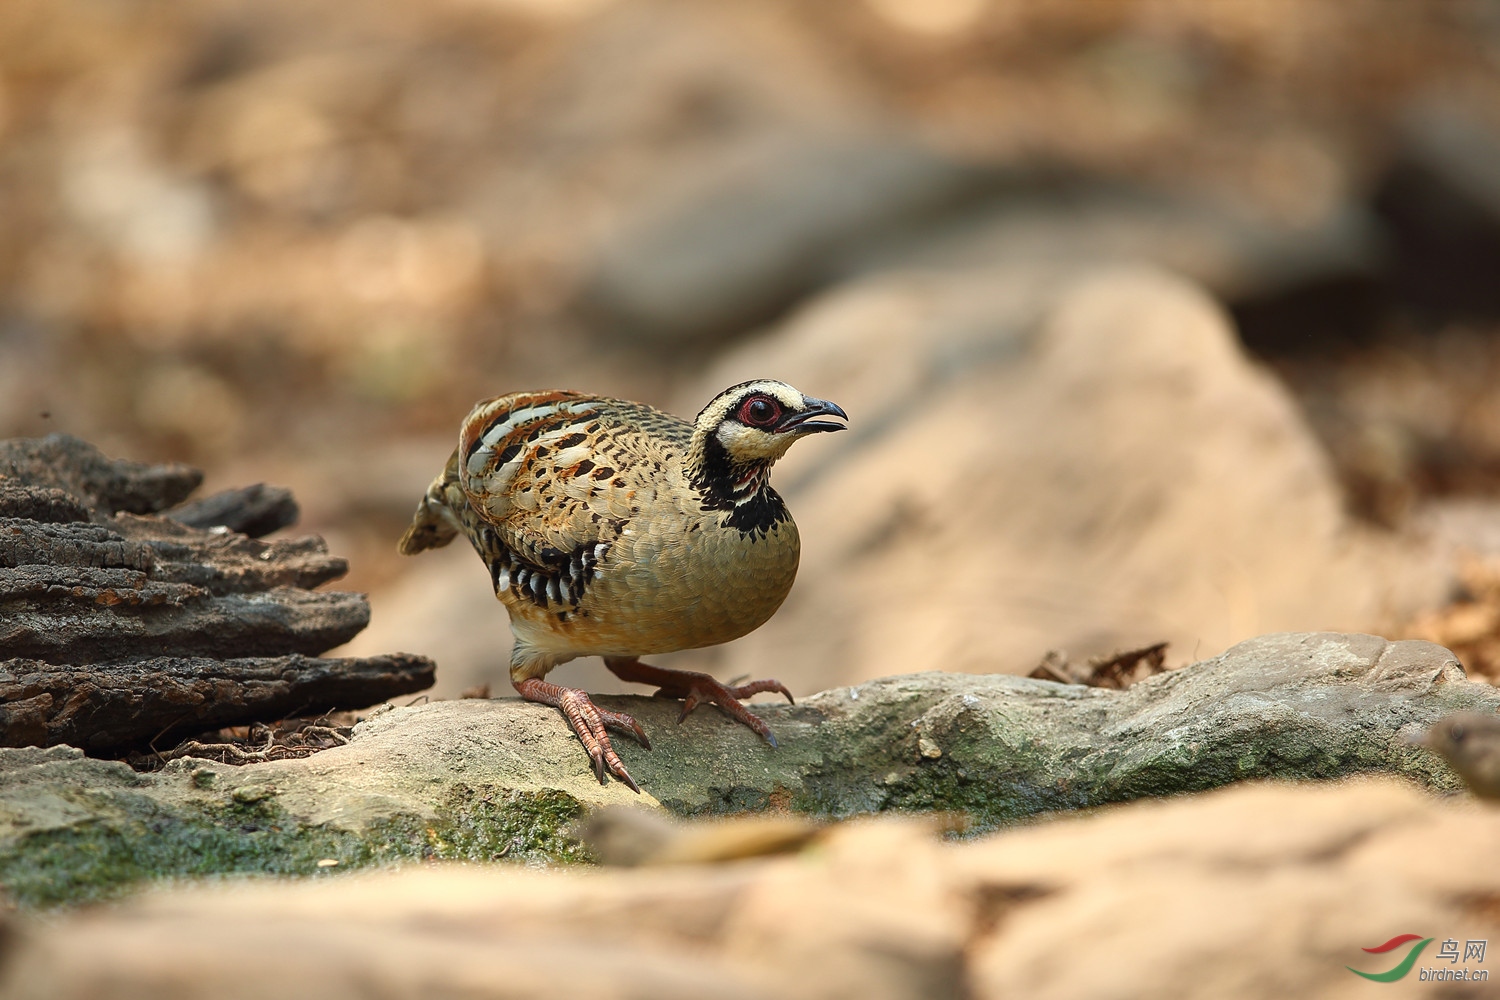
[739,396,780,427]
[1452,724,1467,743]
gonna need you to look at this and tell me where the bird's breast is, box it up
[509,508,801,657]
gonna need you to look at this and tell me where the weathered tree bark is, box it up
[0,434,201,516]
[0,435,434,751]
[0,508,365,663]
[0,653,434,753]
[166,484,299,538]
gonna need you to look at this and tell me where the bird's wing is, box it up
[456,390,686,577]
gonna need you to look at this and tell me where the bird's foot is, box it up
[670,676,789,747]
[513,677,649,792]
[604,659,792,747]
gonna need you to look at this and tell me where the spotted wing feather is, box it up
[453,391,689,610]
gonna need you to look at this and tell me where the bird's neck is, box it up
[687,430,768,506]
[686,430,788,535]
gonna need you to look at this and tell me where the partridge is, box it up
[400,379,847,790]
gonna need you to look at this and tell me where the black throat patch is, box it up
[690,433,790,537]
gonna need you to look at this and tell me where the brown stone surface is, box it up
[1,633,1492,898]
[693,266,1452,691]
[3,778,1496,999]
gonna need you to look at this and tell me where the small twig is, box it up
[146,714,356,768]
[147,711,197,765]
[159,740,291,765]
[297,725,351,746]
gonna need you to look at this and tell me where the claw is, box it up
[596,705,652,750]
[514,677,646,792]
[729,679,794,705]
[603,659,786,748]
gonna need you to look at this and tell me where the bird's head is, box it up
[692,379,848,467]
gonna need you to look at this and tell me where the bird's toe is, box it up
[549,685,643,793]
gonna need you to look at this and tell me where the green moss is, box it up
[360,786,594,866]
[0,786,591,909]
[879,760,1086,828]
[0,799,359,908]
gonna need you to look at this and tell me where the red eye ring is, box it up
[738,395,781,428]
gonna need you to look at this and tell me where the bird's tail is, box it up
[398,448,463,555]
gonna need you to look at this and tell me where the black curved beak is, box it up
[777,396,848,434]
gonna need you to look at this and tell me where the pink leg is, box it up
[514,677,649,792]
[604,658,792,747]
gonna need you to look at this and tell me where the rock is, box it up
[579,806,824,867]
[0,482,92,524]
[575,133,1001,345]
[577,141,1383,349]
[965,777,1500,999]
[1,632,1495,906]
[684,266,1453,691]
[852,175,1384,306]
[1,581,369,664]
[1373,99,1500,319]
[3,776,1498,999]
[0,512,367,664]
[0,436,434,751]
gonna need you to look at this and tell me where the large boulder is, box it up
[688,265,1452,690]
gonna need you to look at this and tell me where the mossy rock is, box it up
[3,633,1495,907]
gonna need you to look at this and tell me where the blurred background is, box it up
[6,0,1500,697]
